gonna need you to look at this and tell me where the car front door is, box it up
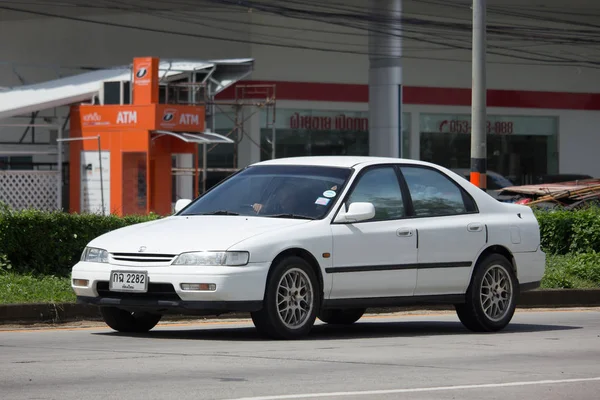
[329,165,418,299]
[399,165,487,296]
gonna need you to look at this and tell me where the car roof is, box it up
[251,156,433,169]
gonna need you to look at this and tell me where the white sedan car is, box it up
[71,156,545,339]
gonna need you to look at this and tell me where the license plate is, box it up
[109,271,148,293]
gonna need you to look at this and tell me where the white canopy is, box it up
[0,59,254,120]
[152,130,234,144]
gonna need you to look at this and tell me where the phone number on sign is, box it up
[442,120,514,135]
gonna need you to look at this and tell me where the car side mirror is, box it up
[334,202,376,223]
[174,199,192,213]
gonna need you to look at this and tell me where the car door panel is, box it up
[413,215,486,295]
[328,165,418,299]
[330,221,418,299]
[398,165,487,296]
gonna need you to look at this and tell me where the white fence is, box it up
[0,170,59,211]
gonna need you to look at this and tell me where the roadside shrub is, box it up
[534,209,574,255]
[1,205,600,278]
[0,209,162,277]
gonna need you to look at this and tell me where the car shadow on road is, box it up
[92,320,581,342]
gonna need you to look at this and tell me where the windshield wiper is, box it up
[197,210,240,216]
[266,213,316,220]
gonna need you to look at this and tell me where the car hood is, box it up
[88,216,312,254]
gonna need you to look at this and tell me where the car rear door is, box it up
[398,165,487,296]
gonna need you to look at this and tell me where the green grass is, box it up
[541,253,600,289]
[1,253,599,304]
[0,273,76,304]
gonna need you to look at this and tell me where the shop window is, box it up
[260,110,411,161]
[347,167,405,221]
[419,114,558,186]
[400,166,476,217]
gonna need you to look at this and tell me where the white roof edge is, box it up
[252,156,433,168]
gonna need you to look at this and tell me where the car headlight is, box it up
[80,247,109,263]
[172,251,249,266]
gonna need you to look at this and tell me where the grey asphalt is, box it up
[1,309,599,400]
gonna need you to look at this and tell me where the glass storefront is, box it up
[260,109,411,160]
[419,114,559,185]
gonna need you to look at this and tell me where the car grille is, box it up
[109,252,177,266]
[96,281,181,301]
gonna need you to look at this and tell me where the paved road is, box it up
[1,309,599,400]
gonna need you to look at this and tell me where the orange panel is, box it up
[70,57,207,216]
[79,105,155,131]
[155,104,205,132]
[132,57,159,105]
[150,151,173,216]
[122,152,148,215]
[79,104,205,132]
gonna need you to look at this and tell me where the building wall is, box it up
[265,99,600,178]
[1,2,599,179]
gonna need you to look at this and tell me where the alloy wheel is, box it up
[480,264,514,322]
[276,267,314,329]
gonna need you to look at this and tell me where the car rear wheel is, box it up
[456,253,518,332]
[318,308,366,325]
[251,256,320,339]
[100,307,162,333]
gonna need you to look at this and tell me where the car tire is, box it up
[100,307,162,333]
[318,308,366,325]
[455,253,519,332]
[251,256,320,340]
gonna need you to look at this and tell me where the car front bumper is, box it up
[71,261,269,314]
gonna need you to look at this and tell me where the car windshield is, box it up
[179,164,353,219]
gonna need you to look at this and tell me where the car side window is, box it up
[400,166,476,217]
[347,167,405,221]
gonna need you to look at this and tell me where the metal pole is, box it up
[97,136,105,215]
[194,143,199,197]
[204,99,215,192]
[271,107,276,160]
[57,121,63,211]
[202,144,207,193]
[470,0,487,191]
[368,0,402,158]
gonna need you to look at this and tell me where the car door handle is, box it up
[467,223,484,232]
[396,228,414,237]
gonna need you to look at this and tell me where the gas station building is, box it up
[0,1,599,214]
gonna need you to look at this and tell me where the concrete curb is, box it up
[1,289,599,325]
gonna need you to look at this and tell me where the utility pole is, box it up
[368,0,402,158]
[470,0,487,190]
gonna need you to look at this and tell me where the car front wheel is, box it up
[251,256,320,339]
[456,253,518,332]
[100,307,162,333]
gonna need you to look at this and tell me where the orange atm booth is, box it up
[68,57,230,216]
